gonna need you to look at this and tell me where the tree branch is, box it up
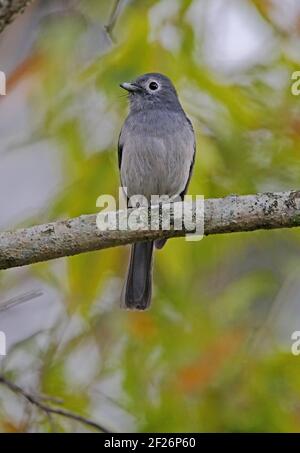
[0,375,111,432]
[1,190,300,271]
[0,0,33,34]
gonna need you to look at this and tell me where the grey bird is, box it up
[119,73,196,310]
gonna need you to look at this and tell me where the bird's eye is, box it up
[148,81,159,91]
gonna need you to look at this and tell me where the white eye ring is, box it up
[148,80,160,91]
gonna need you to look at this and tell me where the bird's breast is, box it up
[120,111,195,201]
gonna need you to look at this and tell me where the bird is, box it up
[118,73,196,310]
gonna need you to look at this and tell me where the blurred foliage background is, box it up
[1,0,300,432]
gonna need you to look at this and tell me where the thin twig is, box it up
[0,375,111,433]
[0,289,43,313]
[104,0,123,42]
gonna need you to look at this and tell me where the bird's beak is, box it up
[120,82,140,93]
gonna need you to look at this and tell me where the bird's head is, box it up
[120,73,181,113]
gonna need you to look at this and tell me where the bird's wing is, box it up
[118,129,130,205]
[180,116,196,199]
[117,130,123,170]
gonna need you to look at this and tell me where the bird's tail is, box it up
[122,241,154,310]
